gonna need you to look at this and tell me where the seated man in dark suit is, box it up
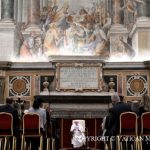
[108,94,132,150]
[0,97,20,134]
[108,94,131,136]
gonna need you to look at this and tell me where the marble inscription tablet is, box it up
[56,63,103,91]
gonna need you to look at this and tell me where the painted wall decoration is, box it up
[18,0,112,59]
[126,75,148,96]
[1,0,150,62]
[9,76,31,97]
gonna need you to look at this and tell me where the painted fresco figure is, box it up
[103,13,112,35]
[41,5,58,32]
[94,24,108,55]
[20,32,36,58]
[82,24,107,55]
[67,23,86,53]
[40,6,49,31]
[119,36,135,59]
[43,23,60,55]
[34,36,43,56]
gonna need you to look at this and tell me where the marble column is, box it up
[145,0,150,17]
[17,0,23,22]
[14,0,18,21]
[0,0,20,61]
[109,0,128,58]
[1,0,14,21]
[106,0,112,15]
[43,0,48,6]
[0,0,1,20]
[112,0,121,24]
[40,0,43,11]
[40,0,48,11]
[28,0,40,26]
[24,0,41,33]
[22,0,28,23]
[136,0,147,17]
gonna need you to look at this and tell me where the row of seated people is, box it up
[0,97,57,150]
[101,94,150,150]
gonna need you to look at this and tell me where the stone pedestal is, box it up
[129,17,150,58]
[109,24,128,57]
[0,21,19,61]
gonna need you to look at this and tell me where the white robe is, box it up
[70,123,86,148]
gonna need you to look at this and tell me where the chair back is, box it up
[23,113,40,136]
[120,112,138,135]
[141,112,150,135]
[0,112,13,136]
[137,116,141,135]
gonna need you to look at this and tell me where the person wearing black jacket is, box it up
[0,97,20,149]
[108,94,132,150]
[0,97,20,134]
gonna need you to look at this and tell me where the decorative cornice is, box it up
[49,55,105,64]
[104,61,145,70]
[10,62,54,70]
[144,61,150,69]
[0,61,12,69]
[0,61,148,70]
[0,20,16,29]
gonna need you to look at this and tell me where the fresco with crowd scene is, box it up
[18,0,150,62]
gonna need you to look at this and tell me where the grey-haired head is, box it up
[111,94,120,106]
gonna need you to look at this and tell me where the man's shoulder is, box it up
[113,102,131,110]
[0,105,5,111]
[116,102,130,107]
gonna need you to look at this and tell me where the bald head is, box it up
[111,94,120,106]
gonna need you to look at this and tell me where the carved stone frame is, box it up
[0,77,5,104]
[56,63,103,92]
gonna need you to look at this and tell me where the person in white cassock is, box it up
[70,121,86,148]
